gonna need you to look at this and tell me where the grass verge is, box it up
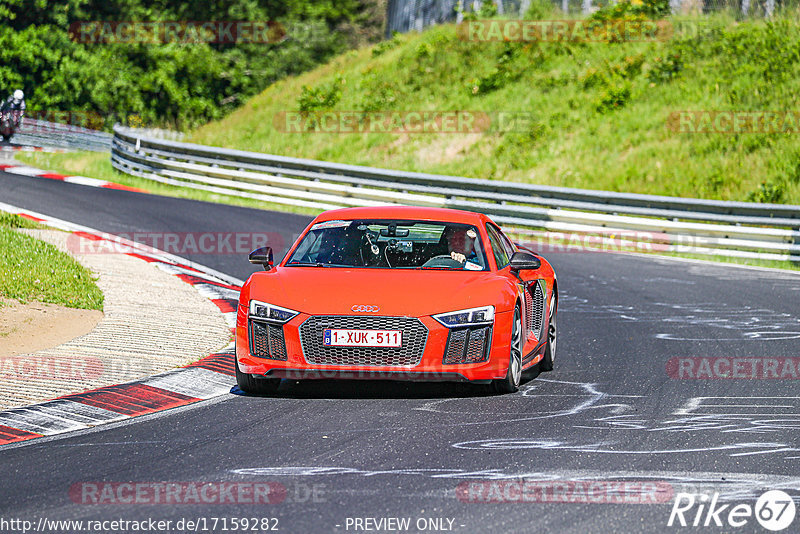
[0,212,104,310]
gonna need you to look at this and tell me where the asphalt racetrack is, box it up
[2,169,800,533]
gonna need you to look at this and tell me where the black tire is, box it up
[492,306,523,394]
[235,359,281,395]
[539,294,557,372]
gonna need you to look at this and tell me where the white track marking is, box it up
[2,165,47,176]
[142,368,235,399]
[63,176,108,187]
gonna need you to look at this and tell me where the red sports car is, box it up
[235,206,557,394]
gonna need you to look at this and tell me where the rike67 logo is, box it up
[668,490,796,531]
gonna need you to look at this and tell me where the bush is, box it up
[748,180,786,203]
[358,73,400,112]
[591,0,671,21]
[647,52,683,83]
[595,83,631,112]
[0,1,379,130]
[525,0,557,20]
[580,54,642,112]
[297,75,344,113]
[372,37,400,57]
[459,1,499,21]
[468,43,522,96]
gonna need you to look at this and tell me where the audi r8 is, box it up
[235,206,557,394]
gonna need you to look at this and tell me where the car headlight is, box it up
[433,305,495,328]
[249,300,300,323]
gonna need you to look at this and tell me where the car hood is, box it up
[246,267,515,317]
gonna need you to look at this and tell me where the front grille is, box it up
[249,319,288,361]
[443,326,492,364]
[299,316,428,367]
[526,281,545,338]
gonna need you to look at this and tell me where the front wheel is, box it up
[492,306,523,394]
[235,359,281,395]
[0,123,13,142]
[539,294,557,372]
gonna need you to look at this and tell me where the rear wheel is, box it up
[235,359,281,395]
[539,294,557,372]
[492,306,523,394]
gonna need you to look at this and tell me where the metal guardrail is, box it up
[12,118,112,152]
[112,125,800,263]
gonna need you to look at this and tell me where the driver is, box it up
[444,226,479,265]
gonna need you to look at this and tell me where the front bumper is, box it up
[235,305,514,382]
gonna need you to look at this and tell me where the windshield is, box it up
[286,219,488,270]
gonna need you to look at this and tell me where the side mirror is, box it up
[509,251,541,271]
[249,246,274,271]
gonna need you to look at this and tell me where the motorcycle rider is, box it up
[0,89,25,141]
[3,89,26,122]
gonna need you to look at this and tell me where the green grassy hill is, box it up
[189,8,800,204]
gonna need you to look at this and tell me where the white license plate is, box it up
[323,329,402,347]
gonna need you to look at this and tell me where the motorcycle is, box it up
[0,110,20,142]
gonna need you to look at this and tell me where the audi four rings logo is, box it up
[352,305,379,313]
